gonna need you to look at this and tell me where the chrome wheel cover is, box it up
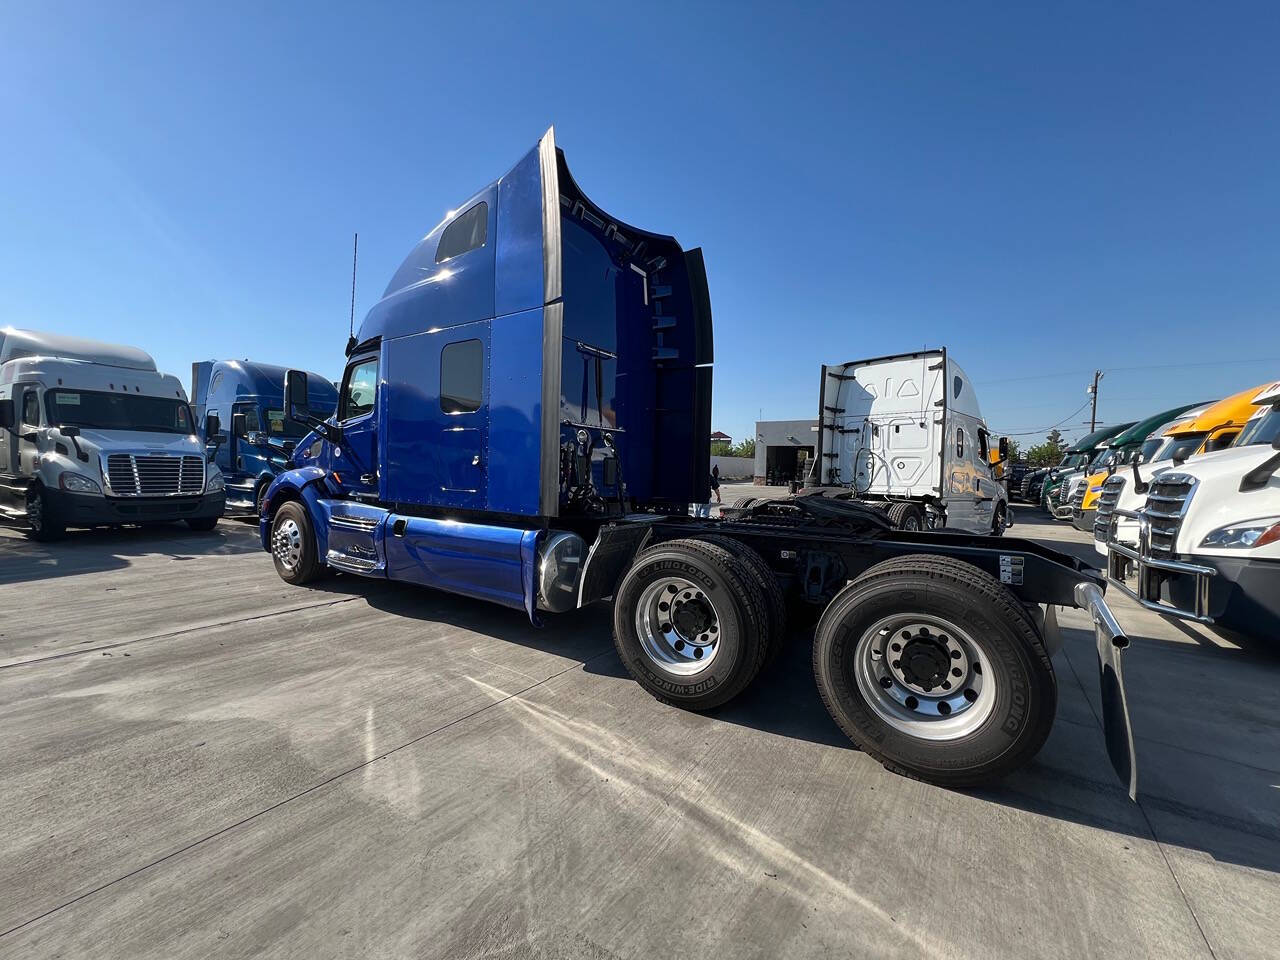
[853,614,995,740]
[634,576,722,677]
[272,517,303,571]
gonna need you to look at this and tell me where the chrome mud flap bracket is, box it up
[1044,583,1137,800]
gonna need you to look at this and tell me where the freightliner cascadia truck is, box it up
[807,350,1011,535]
[260,129,1141,795]
[0,328,226,539]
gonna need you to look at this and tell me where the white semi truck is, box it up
[807,349,1010,534]
[1102,382,1280,637]
[0,328,226,540]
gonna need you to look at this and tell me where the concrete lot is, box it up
[1,505,1277,959]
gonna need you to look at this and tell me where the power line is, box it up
[976,355,1280,386]
[1000,398,1093,436]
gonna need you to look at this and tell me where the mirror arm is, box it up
[1240,448,1280,493]
[1131,461,1147,495]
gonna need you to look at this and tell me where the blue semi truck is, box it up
[192,360,338,516]
[261,128,1140,794]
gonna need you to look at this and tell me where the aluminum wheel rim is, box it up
[902,514,921,531]
[634,575,722,677]
[853,614,995,740]
[272,517,302,571]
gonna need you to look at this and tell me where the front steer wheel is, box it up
[26,487,65,542]
[270,501,324,585]
[812,554,1056,787]
[613,538,770,711]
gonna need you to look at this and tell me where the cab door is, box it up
[0,386,37,510]
[382,323,488,510]
[331,354,380,499]
[972,426,996,531]
[945,425,977,531]
[17,387,42,480]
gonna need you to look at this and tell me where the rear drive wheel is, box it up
[270,501,323,584]
[813,554,1055,787]
[696,535,787,665]
[613,538,770,710]
[733,496,757,508]
[26,487,65,542]
[887,501,925,531]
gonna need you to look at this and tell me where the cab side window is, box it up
[340,358,378,421]
[22,391,39,427]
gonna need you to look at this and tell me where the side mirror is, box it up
[284,370,309,419]
[232,412,248,439]
[998,436,1009,461]
[0,399,13,430]
[204,413,223,460]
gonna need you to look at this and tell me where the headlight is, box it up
[1200,518,1280,549]
[206,471,225,493]
[58,472,101,494]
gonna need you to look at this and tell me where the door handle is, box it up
[471,455,482,467]
[360,473,375,485]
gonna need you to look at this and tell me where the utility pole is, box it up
[1087,370,1103,432]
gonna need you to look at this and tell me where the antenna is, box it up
[345,233,359,356]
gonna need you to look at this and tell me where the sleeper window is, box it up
[435,202,488,263]
[441,339,484,414]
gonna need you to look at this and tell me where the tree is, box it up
[710,441,731,457]
[728,439,755,458]
[1003,438,1022,462]
[1024,429,1068,468]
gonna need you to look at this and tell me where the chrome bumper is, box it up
[1044,582,1137,800]
[1102,508,1216,623]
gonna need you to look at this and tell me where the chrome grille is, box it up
[1144,473,1195,557]
[1094,475,1125,540]
[104,454,204,497]
[1069,482,1086,511]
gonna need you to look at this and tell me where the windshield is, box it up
[1136,436,1165,464]
[1060,452,1089,470]
[1163,434,1206,464]
[1238,407,1280,447]
[46,389,194,435]
[1089,448,1117,470]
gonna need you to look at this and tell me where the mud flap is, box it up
[577,519,660,607]
[1046,584,1137,800]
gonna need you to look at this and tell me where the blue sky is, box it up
[2,2,1278,447]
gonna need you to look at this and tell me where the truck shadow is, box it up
[681,620,1280,876]
[0,520,264,585]
[314,568,1280,878]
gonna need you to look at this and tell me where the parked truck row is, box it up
[2,129,1142,798]
[1024,379,1280,640]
